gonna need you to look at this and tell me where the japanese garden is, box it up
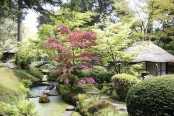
[1,0,174,116]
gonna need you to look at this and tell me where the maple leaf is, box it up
[43,25,100,74]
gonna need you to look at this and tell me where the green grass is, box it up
[0,68,20,103]
[14,69,40,82]
[71,111,81,116]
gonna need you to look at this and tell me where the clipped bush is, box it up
[112,73,140,100]
[95,71,113,84]
[126,75,174,116]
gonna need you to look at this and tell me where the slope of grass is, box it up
[0,67,20,103]
[14,69,40,82]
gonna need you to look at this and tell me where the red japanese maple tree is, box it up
[43,25,99,74]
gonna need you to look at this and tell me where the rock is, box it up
[111,103,127,111]
[66,105,75,111]
[63,111,73,116]
[45,84,55,90]
[43,90,50,94]
[39,94,50,103]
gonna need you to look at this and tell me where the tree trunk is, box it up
[17,16,22,42]
[98,0,106,13]
[17,0,22,42]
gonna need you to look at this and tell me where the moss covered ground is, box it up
[0,67,21,103]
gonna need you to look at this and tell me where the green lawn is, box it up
[0,67,20,103]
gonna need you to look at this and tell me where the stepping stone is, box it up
[87,91,99,95]
[43,90,50,94]
[111,103,127,111]
[4,62,15,68]
[100,96,110,99]
[63,111,73,116]
[66,105,75,111]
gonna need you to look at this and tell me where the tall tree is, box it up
[38,7,95,39]
[0,0,62,42]
[130,0,174,54]
[94,18,135,73]
[131,0,174,39]
[64,0,114,14]
[0,18,17,50]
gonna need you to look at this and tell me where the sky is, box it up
[23,1,67,33]
[23,10,38,33]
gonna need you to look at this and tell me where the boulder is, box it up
[66,105,75,111]
[39,94,50,103]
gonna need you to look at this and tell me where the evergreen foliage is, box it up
[126,75,174,116]
[112,73,140,100]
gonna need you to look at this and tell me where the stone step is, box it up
[66,105,75,111]
[111,103,127,111]
[63,111,73,116]
[63,105,75,116]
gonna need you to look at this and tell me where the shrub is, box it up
[77,77,97,87]
[58,84,71,95]
[47,70,62,81]
[88,101,110,114]
[93,106,118,116]
[0,100,38,116]
[126,75,174,116]
[95,71,113,84]
[14,69,40,83]
[101,85,112,95]
[59,84,85,105]
[29,68,43,80]
[57,74,77,86]
[0,62,4,68]
[21,79,32,88]
[62,92,79,105]
[81,66,107,78]
[0,52,3,59]
[78,93,88,103]
[112,73,140,101]
[17,100,38,115]
[15,52,33,70]
[75,93,88,112]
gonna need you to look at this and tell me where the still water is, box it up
[29,85,69,116]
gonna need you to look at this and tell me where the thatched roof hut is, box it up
[125,41,174,62]
[123,41,174,76]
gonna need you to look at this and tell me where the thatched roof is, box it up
[125,41,174,62]
[0,47,17,54]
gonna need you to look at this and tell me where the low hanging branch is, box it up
[43,25,99,74]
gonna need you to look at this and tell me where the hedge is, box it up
[112,73,140,101]
[126,75,174,116]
